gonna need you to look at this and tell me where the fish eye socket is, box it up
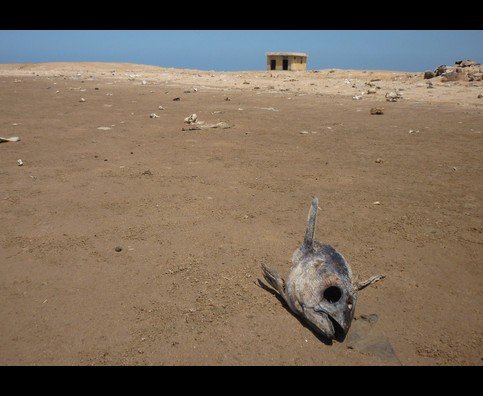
[323,286,342,303]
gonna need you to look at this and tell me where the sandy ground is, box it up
[0,62,482,365]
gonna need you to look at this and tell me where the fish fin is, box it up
[356,274,385,291]
[261,263,287,301]
[303,197,319,251]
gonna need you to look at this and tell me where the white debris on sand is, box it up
[0,136,21,143]
[150,113,160,119]
[184,114,198,124]
[17,159,23,166]
[97,127,112,130]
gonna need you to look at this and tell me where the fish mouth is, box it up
[313,308,346,342]
[302,306,345,341]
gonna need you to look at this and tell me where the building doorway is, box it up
[270,59,276,70]
[282,59,289,70]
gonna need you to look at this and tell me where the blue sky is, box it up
[0,30,482,72]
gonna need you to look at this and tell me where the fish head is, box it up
[289,245,358,341]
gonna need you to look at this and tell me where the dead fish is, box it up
[261,197,384,341]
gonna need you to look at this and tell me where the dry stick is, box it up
[356,275,385,291]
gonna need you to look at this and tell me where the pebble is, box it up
[17,159,23,166]
[375,158,383,163]
[79,98,86,102]
[115,246,122,252]
[150,113,159,119]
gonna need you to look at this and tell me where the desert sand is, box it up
[0,62,481,365]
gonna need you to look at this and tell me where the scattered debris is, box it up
[193,88,198,92]
[142,170,153,176]
[114,246,123,252]
[366,88,377,94]
[299,131,309,135]
[409,129,420,134]
[258,107,279,111]
[150,113,160,119]
[182,122,230,131]
[184,114,198,124]
[17,159,23,166]
[385,92,402,102]
[224,97,231,101]
[0,136,20,143]
[243,81,250,84]
[158,105,165,110]
[370,107,384,115]
[352,95,363,100]
[373,201,381,205]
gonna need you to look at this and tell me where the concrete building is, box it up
[266,52,308,71]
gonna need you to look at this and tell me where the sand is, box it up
[0,62,481,365]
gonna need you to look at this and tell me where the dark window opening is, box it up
[282,59,288,70]
[270,59,276,70]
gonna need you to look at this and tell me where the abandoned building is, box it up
[266,52,308,71]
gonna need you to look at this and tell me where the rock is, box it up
[224,97,231,101]
[373,201,381,205]
[457,59,480,67]
[17,159,23,166]
[184,114,198,124]
[114,246,123,252]
[79,98,86,102]
[150,113,159,119]
[375,158,383,163]
[427,81,434,89]
[142,80,147,85]
[434,65,447,76]
[142,170,152,176]
[385,92,401,102]
[172,97,181,101]
[478,94,482,99]
[370,107,384,115]
[352,95,363,100]
[441,68,466,82]
[299,131,309,135]
[158,106,165,110]
[366,88,377,94]
[424,70,435,79]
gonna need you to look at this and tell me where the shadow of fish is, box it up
[261,197,384,342]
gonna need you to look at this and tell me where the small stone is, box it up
[373,201,381,205]
[375,158,383,163]
[79,98,86,102]
[300,131,309,134]
[158,105,165,110]
[142,170,152,176]
[142,80,147,85]
[173,97,181,101]
[115,246,122,252]
[424,70,435,79]
[150,113,159,119]
[225,97,231,101]
[184,114,198,124]
[17,159,23,166]
[478,94,483,99]
[370,107,384,115]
